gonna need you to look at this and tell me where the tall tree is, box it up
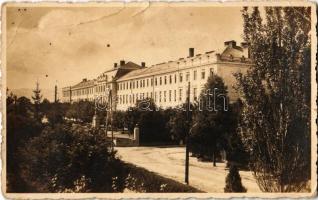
[225,100,249,169]
[32,81,42,120]
[191,75,230,166]
[236,7,311,192]
[168,103,195,145]
[7,95,43,192]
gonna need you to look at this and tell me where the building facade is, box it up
[62,40,252,110]
[62,61,144,107]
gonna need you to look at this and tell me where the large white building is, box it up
[62,40,252,111]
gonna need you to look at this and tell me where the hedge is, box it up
[122,162,203,193]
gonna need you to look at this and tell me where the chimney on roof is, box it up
[141,62,146,67]
[114,63,118,68]
[189,48,194,57]
[83,78,87,82]
[224,40,236,48]
[120,60,125,66]
[241,42,250,58]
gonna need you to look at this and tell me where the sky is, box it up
[6,3,244,92]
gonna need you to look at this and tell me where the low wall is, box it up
[114,137,136,147]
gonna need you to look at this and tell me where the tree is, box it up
[15,97,33,116]
[20,124,126,192]
[168,104,194,144]
[125,106,141,135]
[32,81,42,121]
[235,7,311,192]
[6,94,43,192]
[225,100,249,169]
[125,98,172,144]
[224,165,247,193]
[78,100,95,123]
[48,102,65,125]
[112,111,126,132]
[40,98,51,114]
[190,75,230,166]
[6,90,15,108]
[65,100,95,123]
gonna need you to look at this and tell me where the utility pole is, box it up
[185,81,190,184]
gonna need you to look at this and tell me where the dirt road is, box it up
[116,146,261,193]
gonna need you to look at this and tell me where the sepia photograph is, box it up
[2,1,317,199]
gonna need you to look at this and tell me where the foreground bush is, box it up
[224,165,246,193]
[6,94,44,192]
[18,122,201,193]
[20,123,126,192]
[123,162,202,193]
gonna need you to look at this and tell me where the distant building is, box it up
[61,79,95,103]
[61,61,143,107]
[62,40,252,110]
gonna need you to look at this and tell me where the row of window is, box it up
[62,91,70,97]
[63,68,215,98]
[68,84,108,97]
[118,88,198,105]
[118,68,214,91]
[63,87,94,97]
[96,84,108,93]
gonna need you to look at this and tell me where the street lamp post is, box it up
[105,87,113,151]
[109,89,114,151]
[185,81,190,184]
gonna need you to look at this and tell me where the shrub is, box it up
[20,123,126,192]
[123,162,202,193]
[224,165,247,193]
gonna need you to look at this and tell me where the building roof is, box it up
[97,61,143,81]
[71,79,95,89]
[221,45,244,57]
[62,40,251,88]
[117,44,250,82]
[116,51,218,82]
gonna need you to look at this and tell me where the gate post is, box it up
[133,124,140,146]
